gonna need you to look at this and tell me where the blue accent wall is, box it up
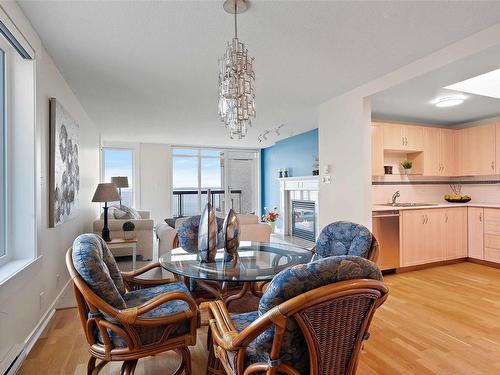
[261,129,318,229]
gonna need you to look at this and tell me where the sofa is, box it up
[93,209,154,261]
[157,213,272,259]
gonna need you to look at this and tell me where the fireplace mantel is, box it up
[278,176,319,240]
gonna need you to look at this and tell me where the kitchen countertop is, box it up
[372,202,500,212]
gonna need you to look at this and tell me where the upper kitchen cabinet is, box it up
[423,127,459,176]
[460,123,496,176]
[371,124,384,176]
[382,123,423,151]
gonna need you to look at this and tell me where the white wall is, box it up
[0,2,99,372]
[318,94,372,228]
[139,143,172,223]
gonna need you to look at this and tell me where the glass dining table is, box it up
[159,241,313,304]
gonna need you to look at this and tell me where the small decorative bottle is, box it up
[283,168,289,178]
[278,168,283,178]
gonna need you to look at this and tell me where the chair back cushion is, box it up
[177,215,224,253]
[237,214,259,225]
[315,221,372,259]
[256,256,383,373]
[72,233,127,309]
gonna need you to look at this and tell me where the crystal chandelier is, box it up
[218,0,256,139]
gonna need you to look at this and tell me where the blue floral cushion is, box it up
[124,281,191,318]
[251,256,383,373]
[177,215,224,253]
[104,281,195,347]
[315,221,372,259]
[72,234,127,309]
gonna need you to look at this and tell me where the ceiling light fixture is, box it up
[218,0,256,139]
[445,68,500,99]
[432,95,466,108]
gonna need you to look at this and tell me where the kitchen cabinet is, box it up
[423,127,459,176]
[382,123,423,151]
[401,208,467,267]
[441,129,459,176]
[444,207,467,260]
[371,125,384,176]
[483,208,500,263]
[401,209,444,266]
[460,124,496,176]
[467,207,484,259]
[495,123,500,174]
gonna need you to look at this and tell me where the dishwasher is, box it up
[372,210,400,271]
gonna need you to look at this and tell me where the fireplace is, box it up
[292,200,316,242]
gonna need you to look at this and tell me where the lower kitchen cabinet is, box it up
[401,208,467,267]
[484,208,500,263]
[444,207,468,260]
[468,207,484,259]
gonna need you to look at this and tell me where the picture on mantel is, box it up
[49,98,80,227]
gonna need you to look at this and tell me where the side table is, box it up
[107,238,138,270]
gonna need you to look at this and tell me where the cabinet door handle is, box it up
[402,136,405,146]
[492,161,495,170]
[479,213,482,222]
[422,215,426,224]
[405,137,408,146]
[445,213,448,223]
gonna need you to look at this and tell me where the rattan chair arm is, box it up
[121,262,173,286]
[115,291,198,325]
[208,300,278,351]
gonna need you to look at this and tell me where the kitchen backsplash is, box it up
[373,183,500,204]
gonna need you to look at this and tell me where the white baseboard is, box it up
[5,278,72,375]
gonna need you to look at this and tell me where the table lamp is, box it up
[111,176,129,207]
[92,183,120,241]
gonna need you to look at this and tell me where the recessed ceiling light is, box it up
[432,95,466,108]
[445,68,500,99]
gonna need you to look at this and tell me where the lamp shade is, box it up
[92,183,121,202]
[111,176,129,188]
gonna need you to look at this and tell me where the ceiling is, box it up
[18,1,500,147]
[372,44,500,126]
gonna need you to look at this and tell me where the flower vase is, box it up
[268,221,276,233]
[123,231,135,240]
[404,168,412,175]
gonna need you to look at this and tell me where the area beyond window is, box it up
[171,147,258,218]
[102,148,134,207]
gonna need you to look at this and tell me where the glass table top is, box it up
[159,241,313,282]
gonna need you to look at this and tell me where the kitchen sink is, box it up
[380,203,438,207]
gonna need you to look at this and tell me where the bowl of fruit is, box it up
[445,184,471,203]
[444,194,471,203]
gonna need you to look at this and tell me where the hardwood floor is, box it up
[18,262,500,375]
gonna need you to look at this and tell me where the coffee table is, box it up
[159,241,313,304]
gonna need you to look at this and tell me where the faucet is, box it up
[392,190,401,205]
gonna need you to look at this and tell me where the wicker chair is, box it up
[312,221,379,262]
[207,256,388,375]
[66,234,198,375]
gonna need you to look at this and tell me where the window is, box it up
[0,25,36,274]
[172,148,224,217]
[0,47,5,261]
[102,148,134,207]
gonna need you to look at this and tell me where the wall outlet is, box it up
[322,175,332,184]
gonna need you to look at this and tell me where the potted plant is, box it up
[262,207,280,233]
[401,160,413,174]
[122,221,136,240]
